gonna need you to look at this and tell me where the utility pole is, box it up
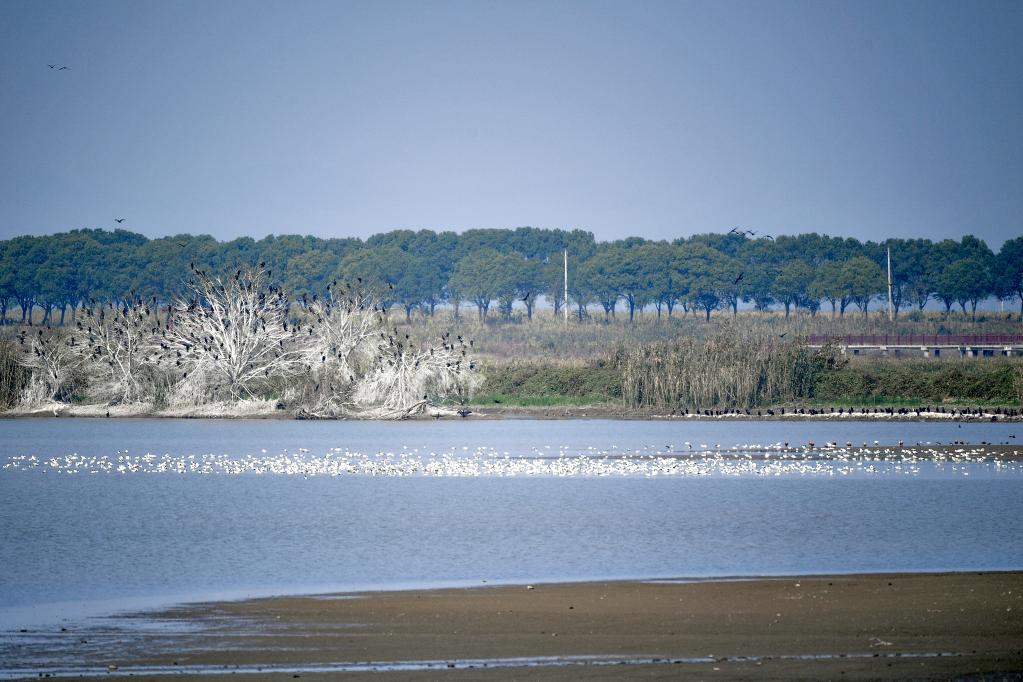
[886,246,894,322]
[563,249,569,325]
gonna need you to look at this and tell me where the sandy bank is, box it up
[23,572,1023,681]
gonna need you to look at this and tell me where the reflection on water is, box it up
[0,418,1021,633]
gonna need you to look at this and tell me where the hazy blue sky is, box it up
[1,0,1020,245]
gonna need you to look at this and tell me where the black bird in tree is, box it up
[733,272,744,285]
[779,332,787,338]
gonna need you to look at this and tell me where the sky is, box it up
[0,0,1020,246]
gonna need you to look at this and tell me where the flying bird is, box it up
[114,218,126,223]
[58,66,69,70]
[733,272,744,285]
[176,242,187,248]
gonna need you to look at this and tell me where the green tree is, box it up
[942,258,993,320]
[773,261,813,317]
[811,261,851,316]
[336,246,410,313]
[579,246,624,320]
[284,250,338,300]
[676,243,735,321]
[842,256,885,318]
[449,249,517,321]
[997,237,1023,314]
[930,237,995,317]
[511,257,545,319]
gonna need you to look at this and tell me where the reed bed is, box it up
[610,325,835,409]
[0,340,30,408]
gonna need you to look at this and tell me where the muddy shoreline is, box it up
[11,572,1022,681]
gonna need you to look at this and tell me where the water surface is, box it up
[1,418,1020,631]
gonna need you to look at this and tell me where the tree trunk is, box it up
[526,301,533,320]
[704,306,711,322]
[784,302,791,318]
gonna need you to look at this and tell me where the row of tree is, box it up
[1,228,1021,324]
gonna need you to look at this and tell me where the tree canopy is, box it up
[0,227,1017,324]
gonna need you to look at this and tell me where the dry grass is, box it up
[388,308,1023,362]
[609,324,838,409]
[0,340,30,408]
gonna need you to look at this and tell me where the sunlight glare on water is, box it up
[0,418,1021,630]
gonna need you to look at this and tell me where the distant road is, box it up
[808,334,1023,357]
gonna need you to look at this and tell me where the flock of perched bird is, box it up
[19,264,479,412]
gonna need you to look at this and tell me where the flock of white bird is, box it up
[1,442,1019,477]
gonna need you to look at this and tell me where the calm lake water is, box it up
[1,418,1021,630]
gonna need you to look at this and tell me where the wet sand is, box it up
[31,572,1023,681]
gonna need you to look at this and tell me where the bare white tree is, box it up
[19,328,82,403]
[354,331,482,417]
[308,284,384,379]
[11,266,486,419]
[166,265,308,402]
[69,298,164,404]
[294,283,386,416]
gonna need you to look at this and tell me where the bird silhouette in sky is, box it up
[114,218,126,223]
[58,66,69,70]
[47,64,56,69]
